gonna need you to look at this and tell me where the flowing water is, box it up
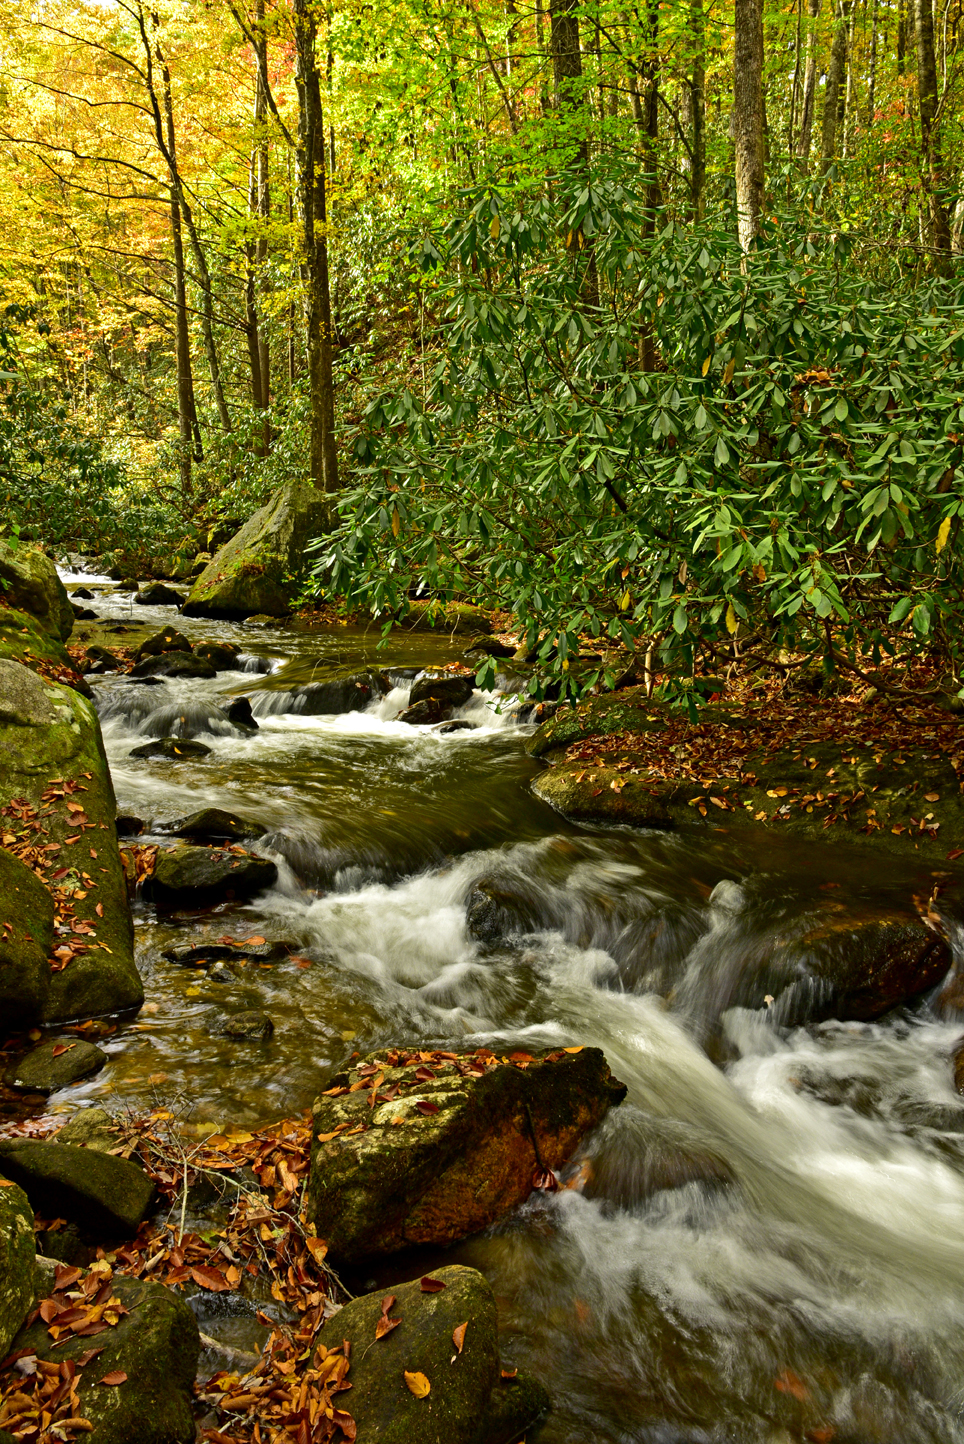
[41,575,964,1441]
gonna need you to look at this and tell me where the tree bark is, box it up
[867,0,879,124]
[915,0,952,254]
[550,0,598,304]
[294,0,339,492]
[688,0,705,217]
[796,0,821,166]
[820,0,849,168]
[734,0,766,251]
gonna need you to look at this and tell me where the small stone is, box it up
[70,603,97,621]
[83,644,121,674]
[219,1010,274,1040]
[73,587,95,600]
[115,814,145,836]
[131,652,216,680]
[55,1107,122,1153]
[161,808,264,843]
[3,1039,107,1093]
[409,670,475,709]
[135,581,185,606]
[436,720,478,734]
[398,698,451,725]
[135,628,193,660]
[244,613,287,627]
[225,696,258,729]
[194,640,241,670]
[130,738,212,760]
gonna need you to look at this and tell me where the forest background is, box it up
[1,0,963,698]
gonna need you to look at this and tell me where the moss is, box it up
[0,845,54,1025]
[0,1141,155,1237]
[0,541,72,642]
[0,1178,35,1358]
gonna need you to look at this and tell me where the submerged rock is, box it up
[398,698,451,726]
[135,627,192,660]
[409,670,475,709]
[161,808,264,844]
[194,640,242,671]
[3,1039,107,1093]
[283,669,390,716]
[224,696,258,730]
[0,662,142,1024]
[135,581,184,606]
[144,844,277,907]
[0,1178,35,1358]
[83,645,122,674]
[130,738,212,760]
[317,1265,548,1444]
[307,1045,626,1261]
[218,1010,273,1040]
[162,939,290,965]
[561,1107,734,1211]
[182,481,331,619]
[10,1271,199,1444]
[0,846,55,1027]
[131,652,216,680]
[0,1140,155,1237]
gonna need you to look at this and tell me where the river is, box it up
[45,574,964,1442]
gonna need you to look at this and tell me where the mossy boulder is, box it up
[308,1046,625,1262]
[397,600,492,635]
[0,1141,155,1238]
[0,845,54,1026]
[3,1039,107,1092]
[0,607,75,675]
[10,1271,199,1444]
[183,481,331,619]
[0,541,72,642]
[0,661,142,1023]
[317,1266,549,1444]
[0,1178,35,1358]
[144,844,277,907]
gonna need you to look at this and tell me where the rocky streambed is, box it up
[5,545,964,1443]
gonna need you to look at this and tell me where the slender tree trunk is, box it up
[294,0,339,492]
[820,0,849,168]
[915,0,952,253]
[550,0,599,303]
[690,0,706,221]
[734,0,766,250]
[789,0,803,152]
[841,0,856,155]
[535,0,551,115]
[796,0,821,166]
[898,0,906,72]
[867,0,879,123]
[169,158,199,491]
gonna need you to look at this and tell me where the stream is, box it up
[42,573,964,1441]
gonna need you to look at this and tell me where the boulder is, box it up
[0,845,54,1027]
[316,1266,548,1444]
[135,628,192,660]
[397,600,492,635]
[218,1010,273,1040]
[0,540,72,642]
[0,662,142,1024]
[0,1141,155,1238]
[0,607,76,677]
[182,481,331,619]
[129,738,211,760]
[284,670,390,716]
[8,1269,199,1444]
[55,1108,122,1153]
[398,699,451,726]
[307,1045,626,1261]
[409,671,475,709]
[135,582,184,607]
[3,1039,107,1093]
[83,646,122,675]
[224,697,258,730]
[131,652,216,680]
[0,1179,35,1358]
[71,603,98,621]
[160,808,264,844]
[193,641,241,670]
[73,588,94,600]
[144,844,277,907]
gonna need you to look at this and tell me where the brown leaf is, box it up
[98,1371,128,1386]
[415,1100,440,1115]
[404,1371,430,1398]
[500,1367,518,1379]
[452,1322,467,1354]
[305,1236,328,1268]
[419,1277,446,1293]
[188,1265,232,1292]
[380,1295,396,1316]
[563,1046,584,1054]
[375,1315,401,1340]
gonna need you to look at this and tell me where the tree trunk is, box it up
[915,0,952,254]
[169,155,199,492]
[796,0,821,166]
[734,0,766,251]
[295,0,339,492]
[820,0,849,168]
[898,0,906,72]
[535,0,551,115]
[550,0,598,303]
[867,0,879,124]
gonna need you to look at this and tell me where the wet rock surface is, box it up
[135,628,192,660]
[282,669,390,715]
[82,645,122,674]
[308,1045,626,1261]
[3,1040,107,1093]
[0,846,55,1027]
[0,1141,154,1238]
[0,1179,35,1358]
[135,582,184,607]
[318,1265,548,1444]
[398,698,451,726]
[218,1009,274,1040]
[144,844,277,907]
[159,808,264,844]
[193,640,242,670]
[130,738,212,760]
[409,671,474,710]
[131,652,216,680]
[0,541,73,644]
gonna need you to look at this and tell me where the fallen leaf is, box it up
[775,1369,809,1401]
[500,1367,518,1379]
[404,1371,430,1398]
[563,1046,584,1054]
[305,1236,328,1267]
[99,1372,128,1386]
[452,1322,467,1354]
[420,1277,446,1293]
[415,1100,440,1115]
[375,1315,401,1339]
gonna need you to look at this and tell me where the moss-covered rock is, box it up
[10,1271,199,1444]
[183,481,331,619]
[0,662,142,1023]
[317,1266,548,1444]
[0,1178,35,1358]
[308,1046,625,1262]
[0,541,72,642]
[3,1039,107,1092]
[0,845,54,1026]
[0,607,75,675]
[0,1140,155,1238]
[144,844,277,907]
[397,600,492,635]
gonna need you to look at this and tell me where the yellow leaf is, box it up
[701,356,711,377]
[725,602,738,635]
[392,507,401,539]
[937,516,951,554]
[619,590,631,611]
[490,215,500,240]
[722,357,736,385]
[404,1371,431,1398]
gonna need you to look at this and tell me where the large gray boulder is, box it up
[0,540,72,642]
[0,1177,35,1358]
[144,844,277,907]
[0,1140,155,1239]
[0,845,54,1027]
[182,481,331,619]
[10,1270,199,1444]
[0,661,142,1023]
[313,1266,548,1444]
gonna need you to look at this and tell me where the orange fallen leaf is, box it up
[563,1046,584,1054]
[500,1367,518,1379]
[99,1372,127,1386]
[775,1369,809,1401]
[305,1236,328,1267]
[452,1322,467,1354]
[404,1371,430,1398]
[420,1277,446,1293]
[375,1314,401,1339]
